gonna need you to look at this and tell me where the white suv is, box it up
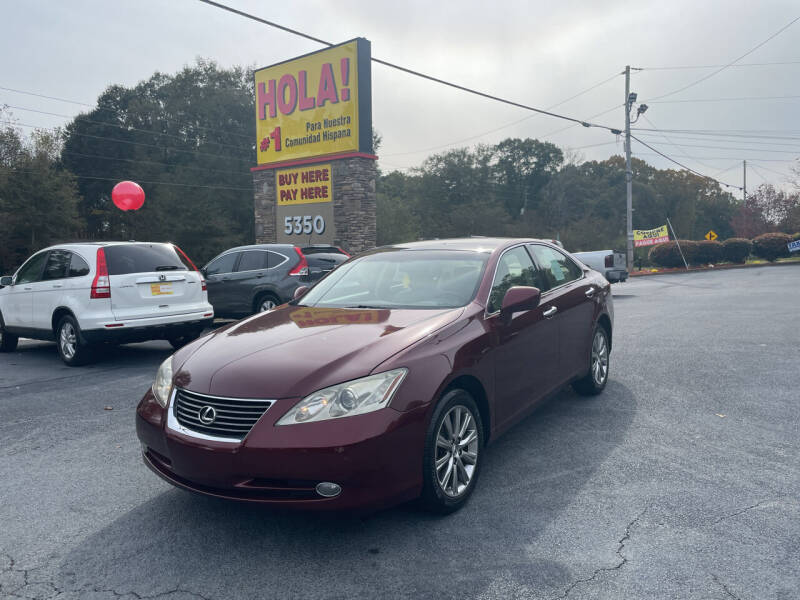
[0,242,214,365]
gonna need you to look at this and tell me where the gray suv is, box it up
[202,244,348,318]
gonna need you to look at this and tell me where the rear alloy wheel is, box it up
[56,315,93,366]
[256,293,279,313]
[421,389,484,514]
[572,325,610,396]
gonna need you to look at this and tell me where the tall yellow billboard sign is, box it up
[254,39,372,165]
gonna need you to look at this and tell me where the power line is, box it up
[632,139,800,154]
[3,104,253,153]
[639,60,800,71]
[646,15,800,101]
[640,114,721,172]
[382,73,622,157]
[633,151,795,163]
[195,0,619,134]
[634,132,800,149]
[631,128,800,142]
[749,161,796,178]
[649,94,800,104]
[712,162,744,177]
[60,149,251,177]
[629,135,743,189]
[1,120,253,164]
[0,85,255,140]
[8,168,253,191]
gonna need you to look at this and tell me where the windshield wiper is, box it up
[344,304,385,309]
[155,265,182,271]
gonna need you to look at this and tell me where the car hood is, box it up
[175,304,464,399]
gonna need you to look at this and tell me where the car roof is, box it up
[385,237,552,253]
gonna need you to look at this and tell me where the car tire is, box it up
[0,322,18,353]
[254,293,280,314]
[168,327,203,350]
[420,389,484,514]
[572,324,610,396]
[55,315,94,366]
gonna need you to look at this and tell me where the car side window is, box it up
[237,250,268,272]
[15,252,49,284]
[43,250,72,280]
[205,252,238,276]
[529,245,583,290]
[266,251,287,268]
[487,246,539,313]
[69,253,90,277]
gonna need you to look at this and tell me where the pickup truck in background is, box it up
[572,250,628,283]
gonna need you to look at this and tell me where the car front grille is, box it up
[173,388,273,440]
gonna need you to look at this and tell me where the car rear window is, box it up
[305,253,348,268]
[104,244,189,275]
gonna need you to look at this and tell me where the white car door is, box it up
[3,251,49,329]
[32,249,73,331]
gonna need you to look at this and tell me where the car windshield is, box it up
[299,249,489,309]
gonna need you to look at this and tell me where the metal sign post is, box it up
[666,217,689,270]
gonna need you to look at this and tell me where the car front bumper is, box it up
[135,387,428,511]
[605,269,628,283]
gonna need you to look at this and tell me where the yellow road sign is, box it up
[705,230,718,241]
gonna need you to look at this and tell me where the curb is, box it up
[628,260,800,278]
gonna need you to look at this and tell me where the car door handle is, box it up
[23,286,32,290]
[52,284,63,288]
[585,287,595,298]
[543,306,558,318]
[256,273,264,278]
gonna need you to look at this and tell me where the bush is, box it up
[722,238,752,264]
[694,240,724,264]
[752,232,791,262]
[792,232,800,241]
[648,240,697,268]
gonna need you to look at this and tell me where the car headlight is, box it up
[152,356,174,408]
[276,368,408,425]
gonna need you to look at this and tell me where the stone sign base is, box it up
[252,154,377,254]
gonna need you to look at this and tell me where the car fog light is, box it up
[315,482,342,498]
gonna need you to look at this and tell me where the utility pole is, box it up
[624,65,633,271]
[743,160,747,201]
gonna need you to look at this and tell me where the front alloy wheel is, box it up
[421,389,484,513]
[435,406,479,497]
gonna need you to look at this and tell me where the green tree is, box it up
[61,59,255,263]
[0,122,80,273]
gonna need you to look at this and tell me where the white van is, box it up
[0,242,214,365]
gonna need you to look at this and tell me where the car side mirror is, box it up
[0,276,12,287]
[500,286,540,319]
[293,285,309,300]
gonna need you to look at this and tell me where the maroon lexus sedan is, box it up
[136,238,613,513]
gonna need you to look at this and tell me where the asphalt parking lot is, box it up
[1,265,798,600]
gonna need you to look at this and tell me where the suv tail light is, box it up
[173,244,206,291]
[289,247,309,276]
[336,246,351,257]
[91,247,111,299]
[604,255,614,268]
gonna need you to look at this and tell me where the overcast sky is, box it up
[2,0,798,196]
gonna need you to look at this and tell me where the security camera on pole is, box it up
[624,65,647,272]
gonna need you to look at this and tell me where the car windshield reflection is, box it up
[299,249,489,310]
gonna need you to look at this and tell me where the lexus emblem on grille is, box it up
[198,405,217,425]
[159,274,166,281]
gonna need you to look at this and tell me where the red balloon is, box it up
[111,181,145,211]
